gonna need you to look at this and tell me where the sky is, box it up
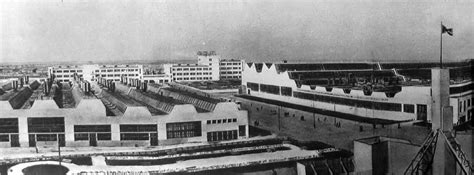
[1,0,473,64]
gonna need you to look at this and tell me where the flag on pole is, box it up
[442,24,453,36]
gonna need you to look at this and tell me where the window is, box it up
[121,133,149,140]
[209,63,212,66]
[207,130,237,142]
[217,120,221,124]
[120,125,156,132]
[0,135,9,142]
[293,91,402,112]
[74,125,111,132]
[207,120,211,124]
[97,133,111,140]
[281,86,292,96]
[260,84,280,95]
[166,121,201,139]
[238,125,246,136]
[101,70,106,72]
[403,104,415,113]
[36,134,57,141]
[212,120,216,124]
[74,133,89,141]
[209,58,212,61]
[28,117,64,133]
[190,68,195,71]
[0,118,18,133]
[183,68,189,71]
[247,82,259,91]
[120,124,156,141]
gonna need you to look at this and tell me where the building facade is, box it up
[165,51,244,82]
[0,78,249,148]
[220,59,244,80]
[48,64,144,82]
[241,61,472,125]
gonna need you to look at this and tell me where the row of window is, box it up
[174,77,212,81]
[174,67,211,71]
[166,122,202,139]
[220,67,241,70]
[206,118,238,124]
[75,133,111,141]
[97,69,140,73]
[248,82,404,112]
[221,71,241,75]
[54,70,82,73]
[459,98,472,113]
[220,62,241,66]
[102,74,139,77]
[207,130,238,142]
[293,91,403,112]
[173,72,211,76]
[221,76,241,79]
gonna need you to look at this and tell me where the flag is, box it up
[442,24,453,36]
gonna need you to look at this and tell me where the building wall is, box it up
[220,60,244,80]
[0,93,248,148]
[354,141,372,175]
[48,64,143,83]
[242,63,431,122]
[170,65,217,82]
[242,63,472,124]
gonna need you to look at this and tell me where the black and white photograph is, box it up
[0,0,473,174]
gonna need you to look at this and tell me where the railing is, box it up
[441,131,473,174]
[404,130,439,175]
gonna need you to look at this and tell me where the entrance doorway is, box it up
[150,133,158,146]
[417,104,427,121]
[89,133,97,146]
[10,134,20,147]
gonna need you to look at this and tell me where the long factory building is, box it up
[240,60,473,125]
[0,75,249,148]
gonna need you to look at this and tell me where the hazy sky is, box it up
[1,0,473,63]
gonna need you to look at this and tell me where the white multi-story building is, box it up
[167,64,218,82]
[219,59,244,80]
[48,64,143,82]
[166,51,244,82]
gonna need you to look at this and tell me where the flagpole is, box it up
[440,21,443,69]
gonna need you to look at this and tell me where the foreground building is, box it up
[241,60,472,125]
[0,75,248,148]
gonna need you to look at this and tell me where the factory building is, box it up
[240,60,472,125]
[0,75,248,148]
[48,64,143,82]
